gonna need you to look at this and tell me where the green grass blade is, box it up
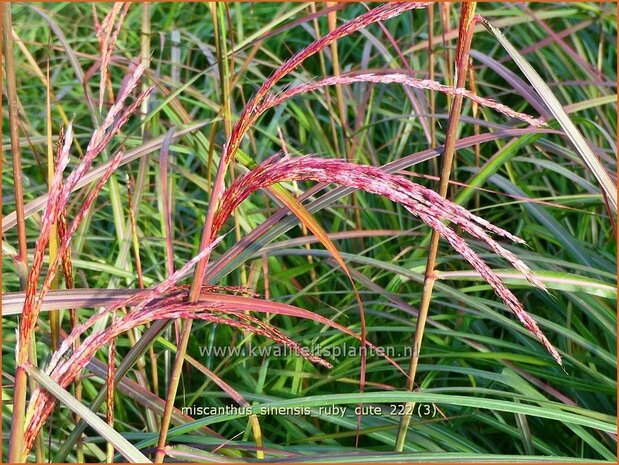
[480,17,617,210]
[28,365,151,463]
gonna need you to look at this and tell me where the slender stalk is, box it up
[188,2,233,297]
[440,3,453,88]
[307,2,339,282]
[52,320,171,462]
[427,4,438,174]
[222,5,262,440]
[46,49,60,353]
[140,1,161,402]
[468,57,481,210]
[216,3,247,286]
[310,3,340,158]
[126,175,144,289]
[127,171,159,433]
[11,28,84,157]
[140,2,151,139]
[395,2,477,452]
[326,1,350,160]
[9,366,28,462]
[154,319,193,463]
[153,4,224,460]
[106,316,117,463]
[154,3,265,461]
[4,3,28,287]
[33,47,56,465]
[5,4,29,461]
[278,128,317,284]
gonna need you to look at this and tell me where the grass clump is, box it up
[2,2,616,463]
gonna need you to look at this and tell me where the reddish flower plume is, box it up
[214,154,561,365]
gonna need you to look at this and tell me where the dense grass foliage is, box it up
[2,2,617,463]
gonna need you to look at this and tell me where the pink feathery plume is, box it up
[260,73,546,128]
[223,2,431,165]
[195,2,431,298]
[97,3,130,112]
[213,155,560,365]
[46,235,225,375]
[17,126,74,363]
[24,291,367,448]
[18,66,153,367]
[25,283,407,447]
[18,66,153,457]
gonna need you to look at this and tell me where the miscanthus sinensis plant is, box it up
[3,1,615,462]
